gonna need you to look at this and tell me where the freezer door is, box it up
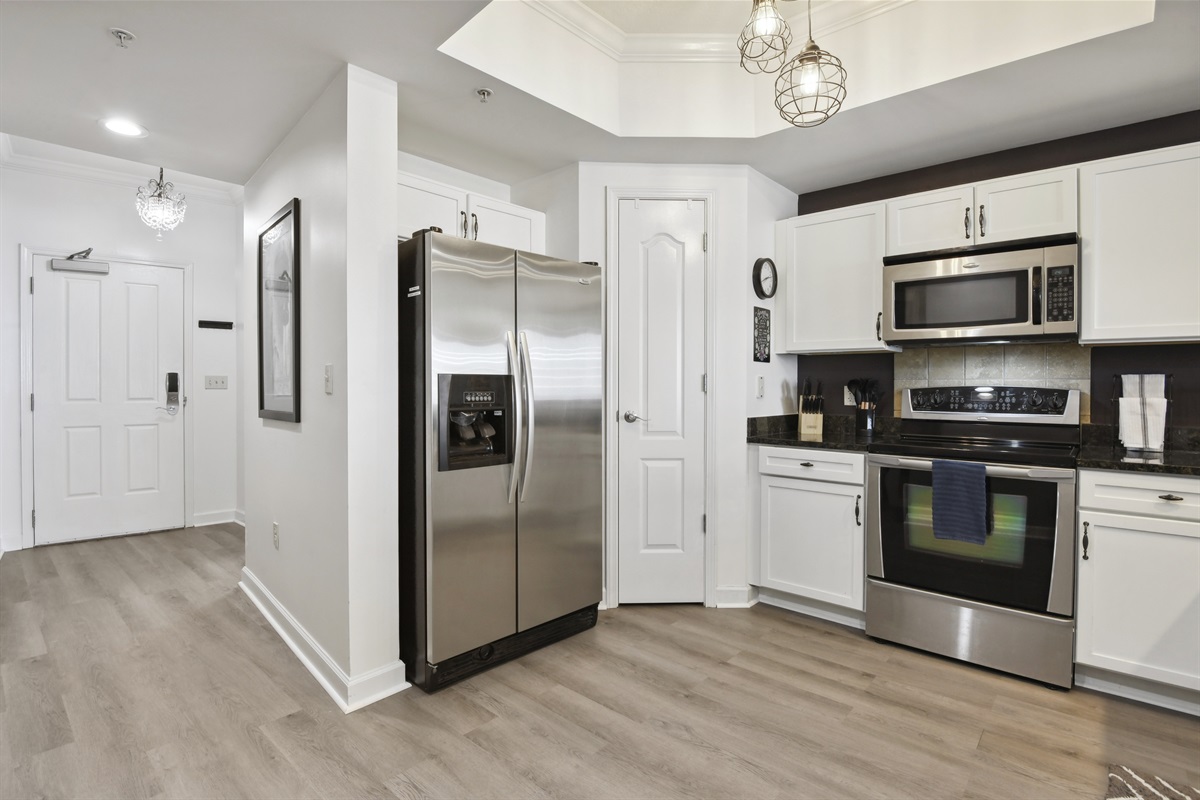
[427,234,518,664]
[515,252,604,630]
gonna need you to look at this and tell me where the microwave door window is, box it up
[896,271,1028,329]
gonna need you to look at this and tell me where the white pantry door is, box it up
[616,198,707,603]
[32,254,185,544]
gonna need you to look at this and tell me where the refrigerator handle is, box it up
[506,331,524,504]
[518,331,535,503]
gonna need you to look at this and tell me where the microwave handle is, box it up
[1032,266,1042,325]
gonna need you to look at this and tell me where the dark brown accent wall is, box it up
[797,111,1200,216]
[795,352,895,418]
[1089,344,1200,428]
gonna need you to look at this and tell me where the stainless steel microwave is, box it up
[881,234,1079,345]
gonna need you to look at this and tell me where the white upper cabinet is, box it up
[398,171,546,254]
[1079,144,1200,344]
[886,168,1078,256]
[776,202,896,353]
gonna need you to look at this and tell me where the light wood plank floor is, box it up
[2,525,1197,799]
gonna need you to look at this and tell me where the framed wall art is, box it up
[753,306,771,363]
[257,198,301,422]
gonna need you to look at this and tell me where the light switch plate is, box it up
[756,376,764,399]
[324,364,333,395]
[205,375,228,390]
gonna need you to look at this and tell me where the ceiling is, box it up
[1,1,1197,195]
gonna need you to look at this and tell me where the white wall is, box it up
[512,163,580,262]
[0,136,241,553]
[397,151,510,202]
[241,64,402,710]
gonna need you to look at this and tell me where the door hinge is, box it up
[30,393,34,411]
[29,276,34,294]
[702,233,708,252]
[701,374,708,393]
[31,509,35,529]
[702,513,707,534]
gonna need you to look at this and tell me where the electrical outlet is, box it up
[756,376,764,399]
[272,522,279,550]
[844,385,855,406]
[205,375,228,390]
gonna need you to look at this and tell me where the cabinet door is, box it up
[398,173,467,240]
[760,476,865,610]
[885,186,974,256]
[467,195,546,254]
[778,202,894,353]
[1079,144,1200,344]
[1075,510,1200,690]
[974,168,1077,244]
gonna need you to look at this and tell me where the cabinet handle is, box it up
[460,210,468,238]
[471,212,479,240]
[1158,494,1184,502]
[978,205,986,237]
[1082,521,1089,561]
[800,462,814,467]
[855,494,862,526]
[964,207,971,239]
[876,311,883,341]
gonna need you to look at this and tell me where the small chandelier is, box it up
[738,0,792,75]
[774,0,847,127]
[135,167,186,240]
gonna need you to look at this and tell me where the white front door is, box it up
[616,198,706,603]
[32,254,185,544]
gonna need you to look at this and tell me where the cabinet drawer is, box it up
[1080,470,1200,521]
[758,446,864,484]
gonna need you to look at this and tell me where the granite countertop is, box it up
[748,417,1200,477]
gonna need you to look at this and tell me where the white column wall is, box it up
[0,139,241,553]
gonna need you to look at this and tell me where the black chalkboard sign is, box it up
[753,307,770,363]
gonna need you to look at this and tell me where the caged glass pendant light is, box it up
[774,0,847,127]
[135,167,186,240]
[738,0,793,74]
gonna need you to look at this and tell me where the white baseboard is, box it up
[233,509,246,526]
[192,510,239,527]
[1074,666,1200,717]
[755,586,866,630]
[238,567,410,713]
[715,585,759,608]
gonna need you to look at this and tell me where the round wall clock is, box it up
[752,257,778,300]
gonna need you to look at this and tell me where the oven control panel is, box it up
[908,386,1073,416]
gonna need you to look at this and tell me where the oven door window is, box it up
[877,466,1060,613]
[894,270,1028,329]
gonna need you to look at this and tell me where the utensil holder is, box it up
[855,408,875,434]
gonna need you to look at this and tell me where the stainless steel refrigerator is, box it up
[398,231,603,691]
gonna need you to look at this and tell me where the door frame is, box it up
[604,189,716,609]
[18,244,195,549]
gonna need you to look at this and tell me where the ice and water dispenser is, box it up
[437,374,513,472]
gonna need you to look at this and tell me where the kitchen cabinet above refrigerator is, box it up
[398,171,546,253]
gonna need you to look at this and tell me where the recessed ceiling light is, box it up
[101,118,148,138]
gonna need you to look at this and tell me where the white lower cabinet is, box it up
[1076,470,1200,691]
[758,447,865,611]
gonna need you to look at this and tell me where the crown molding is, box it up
[0,134,241,206]
[525,0,625,61]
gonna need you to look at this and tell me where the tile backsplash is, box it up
[894,343,1093,422]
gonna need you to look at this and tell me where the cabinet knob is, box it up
[855,494,862,526]
[876,311,883,341]
[1158,494,1184,502]
[978,204,986,237]
[1082,520,1090,561]
[800,462,814,467]
[963,206,971,239]
[460,210,468,238]
[471,212,479,240]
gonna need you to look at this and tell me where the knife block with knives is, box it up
[799,378,823,438]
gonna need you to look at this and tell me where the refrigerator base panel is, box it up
[412,604,599,692]
[865,579,1075,688]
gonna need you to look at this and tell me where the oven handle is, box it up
[868,454,1075,481]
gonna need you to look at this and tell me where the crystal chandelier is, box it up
[738,0,792,74]
[135,167,186,240]
[773,0,847,127]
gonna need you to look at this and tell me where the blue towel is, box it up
[932,460,988,545]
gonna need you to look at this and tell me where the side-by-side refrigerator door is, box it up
[427,234,518,665]
[515,251,603,631]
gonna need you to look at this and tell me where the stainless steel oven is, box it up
[865,386,1080,688]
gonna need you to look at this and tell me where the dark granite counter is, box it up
[747,414,897,453]
[1077,446,1200,476]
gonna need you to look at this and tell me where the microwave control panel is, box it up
[1045,265,1075,322]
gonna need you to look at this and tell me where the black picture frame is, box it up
[257,198,301,422]
[753,307,771,363]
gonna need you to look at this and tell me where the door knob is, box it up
[623,411,648,423]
